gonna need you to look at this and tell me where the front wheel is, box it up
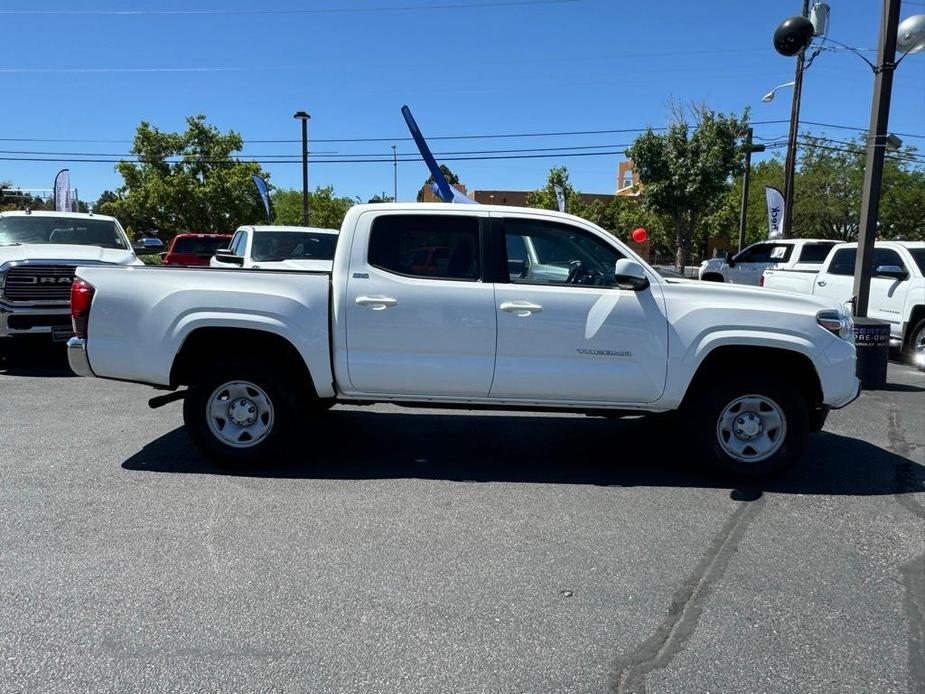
[183,359,304,466]
[686,376,809,479]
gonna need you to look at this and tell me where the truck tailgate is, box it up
[77,266,334,395]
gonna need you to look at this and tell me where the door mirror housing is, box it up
[874,264,907,280]
[214,250,244,266]
[725,250,737,267]
[614,259,650,291]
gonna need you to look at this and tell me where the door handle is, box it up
[500,301,543,317]
[355,295,398,310]
[817,281,827,287]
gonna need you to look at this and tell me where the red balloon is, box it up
[632,228,648,243]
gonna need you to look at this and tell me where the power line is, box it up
[0,0,580,15]
[0,120,793,145]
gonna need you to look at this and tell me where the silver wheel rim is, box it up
[206,380,275,449]
[914,328,925,369]
[716,394,787,464]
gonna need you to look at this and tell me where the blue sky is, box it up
[0,0,923,205]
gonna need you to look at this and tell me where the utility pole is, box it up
[737,128,765,252]
[293,111,311,225]
[853,0,901,318]
[781,0,810,239]
[392,145,398,202]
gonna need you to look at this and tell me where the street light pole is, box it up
[392,145,398,202]
[737,128,765,252]
[293,111,311,225]
[781,0,810,240]
[852,0,902,318]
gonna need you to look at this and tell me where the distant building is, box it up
[616,161,640,196]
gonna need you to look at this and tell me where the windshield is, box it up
[0,216,128,250]
[172,236,230,255]
[251,231,337,262]
[909,248,925,275]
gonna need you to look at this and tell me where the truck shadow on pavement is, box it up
[122,409,925,497]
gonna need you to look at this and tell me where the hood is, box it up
[664,276,843,314]
[0,243,139,267]
[252,258,333,272]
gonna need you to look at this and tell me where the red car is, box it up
[162,233,233,266]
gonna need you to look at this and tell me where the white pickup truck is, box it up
[210,225,338,271]
[699,238,838,285]
[67,203,860,478]
[763,241,925,368]
[0,210,142,352]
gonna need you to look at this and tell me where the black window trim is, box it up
[366,213,489,283]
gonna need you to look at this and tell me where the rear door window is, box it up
[798,243,836,263]
[826,248,906,276]
[368,214,481,281]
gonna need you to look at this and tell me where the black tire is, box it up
[701,273,724,282]
[905,318,925,371]
[183,358,305,467]
[685,374,809,480]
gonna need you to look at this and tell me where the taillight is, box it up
[70,279,95,338]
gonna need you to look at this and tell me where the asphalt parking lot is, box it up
[1,350,923,694]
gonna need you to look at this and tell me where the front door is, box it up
[490,215,668,404]
[344,211,497,397]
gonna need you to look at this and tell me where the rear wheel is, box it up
[183,359,305,466]
[686,375,809,479]
[906,318,925,371]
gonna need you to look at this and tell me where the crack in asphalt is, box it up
[611,492,766,694]
[886,403,925,693]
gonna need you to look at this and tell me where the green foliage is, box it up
[139,254,163,266]
[98,115,269,236]
[367,193,395,203]
[794,135,924,241]
[270,186,355,229]
[416,165,460,202]
[625,104,749,269]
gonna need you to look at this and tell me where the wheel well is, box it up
[905,305,925,346]
[170,327,317,396]
[683,346,823,408]
[701,273,724,282]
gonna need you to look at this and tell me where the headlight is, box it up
[817,309,854,341]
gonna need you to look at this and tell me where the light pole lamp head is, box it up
[293,111,311,121]
[761,91,776,103]
[774,16,815,57]
[897,14,925,54]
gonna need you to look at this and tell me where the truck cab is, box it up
[699,239,838,285]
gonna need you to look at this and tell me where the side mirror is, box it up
[214,250,244,266]
[614,259,650,291]
[725,250,737,267]
[874,264,907,280]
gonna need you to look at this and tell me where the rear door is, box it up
[490,214,668,404]
[343,211,497,397]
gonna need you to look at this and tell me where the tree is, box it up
[416,165,460,202]
[100,114,269,236]
[625,104,749,270]
[367,193,395,203]
[93,190,118,213]
[270,186,355,229]
[794,135,925,241]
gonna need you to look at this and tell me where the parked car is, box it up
[163,233,233,266]
[133,236,165,254]
[699,239,839,285]
[762,241,925,369]
[67,203,859,479]
[0,210,143,352]
[210,225,338,271]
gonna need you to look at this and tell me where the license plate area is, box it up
[52,326,74,342]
